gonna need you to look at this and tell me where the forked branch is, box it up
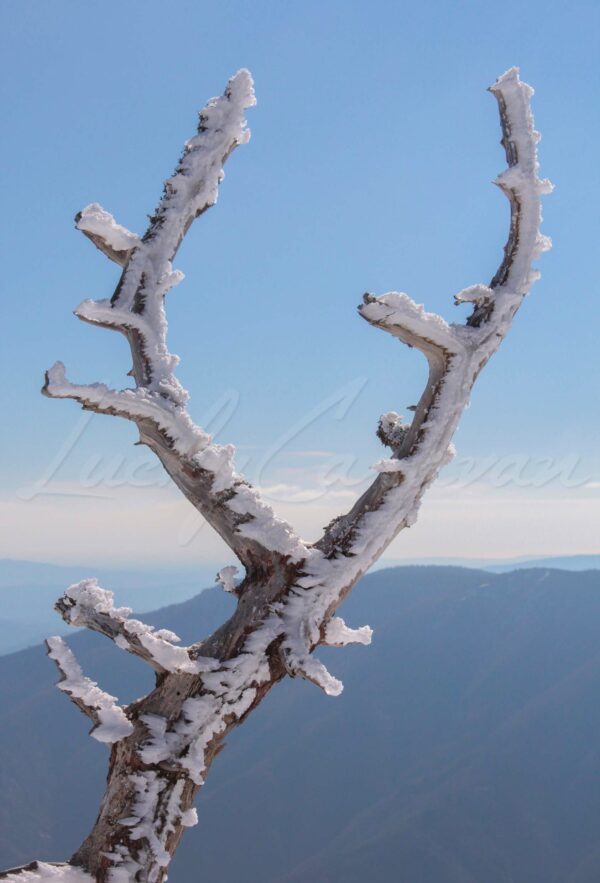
[12,66,551,883]
[43,69,305,573]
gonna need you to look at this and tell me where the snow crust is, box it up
[180,808,198,827]
[104,770,201,883]
[372,457,405,474]
[488,67,553,302]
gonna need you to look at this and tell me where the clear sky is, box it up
[0,0,598,568]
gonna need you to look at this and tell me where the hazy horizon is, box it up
[1,0,598,568]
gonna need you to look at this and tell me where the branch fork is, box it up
[31,65,551,882]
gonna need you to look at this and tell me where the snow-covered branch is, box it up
[43,362,209,457]
[46,636,133,744]
[26,67,551,883]
[315,67,550,572]
[277,613,372,696]
[471,66,552,325]
[324,617,373,647]
[55,580,219,675]
[76,204,140,266]
[359,291,466,357]
[44,70,306,570]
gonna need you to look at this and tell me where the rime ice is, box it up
[23,66,552,883]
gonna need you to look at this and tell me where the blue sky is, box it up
[0,0,598,567]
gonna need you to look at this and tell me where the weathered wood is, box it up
[3,67,550,883]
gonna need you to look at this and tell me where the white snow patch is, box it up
[0,864,93,882]
[216,565,239,593]
[181,808,198,827]
[325,617,373,647]
[76,203,140,254]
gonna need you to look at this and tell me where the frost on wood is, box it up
[75,204,140,266]
[16,66,551,882]
[56,579,219,675]
[42,67,305,568]
[46,636,133,744]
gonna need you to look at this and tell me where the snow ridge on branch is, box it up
[313,67,551,572]
[42,70,305,567]
[56,580,219,675]
[31,67,552,883]
[46,636,133,744]
[75,204,140,266]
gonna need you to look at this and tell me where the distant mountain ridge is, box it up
[489,553,600,571]
[1,565,600,881]
[0,555,597,655]
[377,553,600,571]
[0,559,217,655]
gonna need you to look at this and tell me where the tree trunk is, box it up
[70,571,292,883]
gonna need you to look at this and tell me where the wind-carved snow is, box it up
[453,283,494,305]
[44,362,210,458]
[128,773,183,869]
[373,457,405,473]
[360,291,466,353]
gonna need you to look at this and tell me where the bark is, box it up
[1,67,551,883]
[71,566,296,883]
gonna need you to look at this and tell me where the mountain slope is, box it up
[1,566,600,882]
[0,559,217,654]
